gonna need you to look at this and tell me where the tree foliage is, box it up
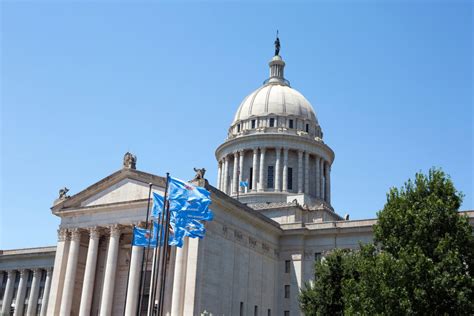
[299,168,474,315]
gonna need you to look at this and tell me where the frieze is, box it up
[248,237,257,248]
[234,230,243,241]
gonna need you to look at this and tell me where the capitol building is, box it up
[1,44,473,316]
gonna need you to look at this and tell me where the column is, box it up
[100,225,121,316]
[275,147,281,192]
[223,157,229,194]
[216,161,222,190]
[26,269,41,316]
[79,227,101,316]
[47,229,70,315]
[13,269,28,316]
[39,269,52,316]
[304,151,310,194]
[60,228,81,315]
[282,148,288,192]
[238,150,244,193]
[258,148,266,192]
[325,162,331,204]
[315,156,321,199]
[124,244,144,316]
[1,270,16,315]
[170,238,189,316]
[232,152,238,195]
[297,150,303,193]
[252,148,258,192]
[320,159,325,200]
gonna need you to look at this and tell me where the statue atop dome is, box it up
[274,31,280,56]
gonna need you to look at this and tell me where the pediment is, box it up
[80,178,151,207]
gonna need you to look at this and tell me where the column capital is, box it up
[57,228,69,242]
[45,267,53,275]
[260,147,266,154]
[253,147,258,153]
[238,149,245,154]
[19,268,28,277]
[298,149,303,155]
[89,226,101,240]
[7,270,16,277]
[233,151,238,156]
[31,268,41,276]
[109,224,121,238]
[69,228,82,242]
[275,146,282,152]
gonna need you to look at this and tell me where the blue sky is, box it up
[1,1,472,249]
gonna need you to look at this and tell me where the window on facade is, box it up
[289,119,294,129]
[306,124,309,133]
[237,124,241,132]
[254,305,258,316]
[285,285,290,298]
[315,252,322,262]
[249,167,253,190]
[284,311,290,316]
[267,166,274,188]
[288,168,293,190]
[251,120,256,128]
[240,302,244,316]
[268,309,271,316]
[285,260,291,273]
[269,118,275,127]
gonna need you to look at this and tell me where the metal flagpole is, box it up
[137,183,154,315]
[148,173,169,315]
[157,200,172,316]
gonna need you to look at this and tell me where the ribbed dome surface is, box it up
[232,83,318,124]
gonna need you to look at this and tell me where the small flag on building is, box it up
[240,181,249,188]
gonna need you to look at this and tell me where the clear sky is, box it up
[1,1,472,249]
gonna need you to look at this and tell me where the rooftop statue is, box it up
[58,187,69,200]
[274,32,280,56]
[193,167,206,180]
[123,152,137,169]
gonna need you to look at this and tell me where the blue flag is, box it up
[132,222,160,247]
[240,181,249,188]
[168,176,213,221]
[152,192,165,218]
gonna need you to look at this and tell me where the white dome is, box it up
[232,83,318,124]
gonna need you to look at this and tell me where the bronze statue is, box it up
[59,187,69,199]
[123,152,137,169]
[193,167,206,180]
[274,32,280,56]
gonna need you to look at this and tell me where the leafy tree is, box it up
[299,168,474,315]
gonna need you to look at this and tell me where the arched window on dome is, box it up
[237,124,241,133]
[251,120,256,129]
[269,118,275,127]
[288,119,294,129]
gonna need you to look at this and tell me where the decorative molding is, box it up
[248,237,257,248]
[69,228,82,242]
[109,224,121,238]
[234,230,243,241]
[57,228,69,242]
[89,226,101,240]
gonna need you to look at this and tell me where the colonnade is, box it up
[217,147,331,203]
[47,225,145,316]
[0,267,52,316]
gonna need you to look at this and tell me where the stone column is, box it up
[171,238,189,316]
[315,156,321,199]
[320,159,325,200]
[99,225,121,316]
[238,150,244,193]
[223,157,229,194]
[216,161,222,190]
[1,270,16,315]
[232,152,239,195]
[297,150,303,193]
[39,269,52,316]
[124,244,144,316]
[325,162,331,204]
[13,269,28,316]
[47,229,70,315]
[60,228,81,315]
[26,269,41,316]
[258,148,266,192]
[304,151,310,194]
[282,148,288,192]
[79,227,101,316]
[275,147,281,192]
[252,148,258,192]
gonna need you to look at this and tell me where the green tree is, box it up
[299,168,474,315]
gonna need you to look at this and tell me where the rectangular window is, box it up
[315,252,322,262]
[285,260,291,273]
[268,309,271,316]
[267,166,274,189]
[288,167,293,190]
[237,124,241,132]
[240,302,244,316]
[285,285,290,298]
[289,119,294,129]
[251,120,256,128]
[254,305,258,316]
[284,311,290,316]
[306,124,309,133]
[249,167,253,190]
[269,118,275,127]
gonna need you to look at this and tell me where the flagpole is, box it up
[151,173,170,315]
[157,200,172,316]
[137,183,153,315]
